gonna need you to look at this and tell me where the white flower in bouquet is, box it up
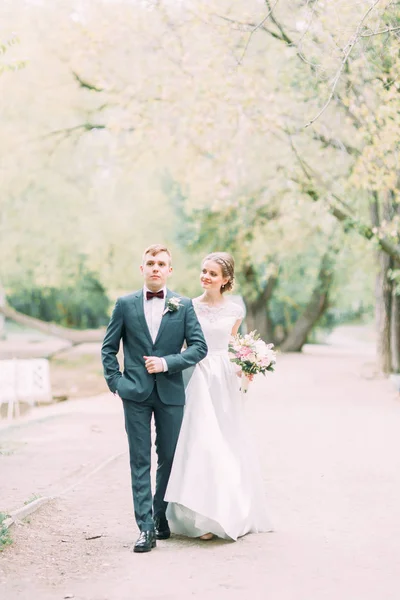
[254,340,269,356]
[246,352,257,363]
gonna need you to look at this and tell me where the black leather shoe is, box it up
[154,517,171,540]
[133,531,156,553]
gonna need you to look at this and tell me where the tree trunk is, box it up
[0,302,106,344]
[375,251,393,374]
[390,285,400,374]
[372,192,395,375]
[246,300,275,341]
[243,264,278,342]
[0,283,5,340]
[390,194,400,373]
[280,249,336,352]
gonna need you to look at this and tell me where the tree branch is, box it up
[304,0,381,127]
[235,1,393,128]
[311,132,361,156]
[72,71,104,92]
[0,303,105,344]
[361,25,400,37]
[45,123,107,139]
[264,0,293,44]
[237,0,282,64]
[297,0,320,47]
[213,14,285,42]
[288,138,400,262]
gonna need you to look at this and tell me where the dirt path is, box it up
[1,334,400,600]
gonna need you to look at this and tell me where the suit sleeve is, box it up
[164,300,207,373]
[101,299,124,393]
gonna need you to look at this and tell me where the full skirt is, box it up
[165,353,272,541]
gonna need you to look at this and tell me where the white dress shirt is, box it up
[143,286,168,371]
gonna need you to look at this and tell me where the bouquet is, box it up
[228,330,276,393]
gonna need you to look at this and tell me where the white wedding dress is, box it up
[165,299,272,541]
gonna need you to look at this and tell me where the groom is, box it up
[101,244,207,553]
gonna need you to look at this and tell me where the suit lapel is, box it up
[154,289,173,346]
[133,290,153,346]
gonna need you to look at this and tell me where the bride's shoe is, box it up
[199,533,214,540]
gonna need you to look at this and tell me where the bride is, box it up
[165,252,272,541]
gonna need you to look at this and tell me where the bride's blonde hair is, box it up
[202,252,235,293]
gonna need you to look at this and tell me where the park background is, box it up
[1,0,399,374]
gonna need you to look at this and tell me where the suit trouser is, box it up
[122,386,184,531]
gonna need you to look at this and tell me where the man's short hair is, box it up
[142,244,172,264]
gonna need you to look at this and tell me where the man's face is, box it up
[140,251,172,291]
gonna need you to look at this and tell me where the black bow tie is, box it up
[146,290,164,300]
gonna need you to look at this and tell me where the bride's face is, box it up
[200,260,229,292]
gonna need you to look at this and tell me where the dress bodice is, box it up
[193,299,244,353]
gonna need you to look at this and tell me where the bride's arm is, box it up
[231,318,242,338]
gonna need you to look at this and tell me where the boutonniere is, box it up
[163,297,182,316]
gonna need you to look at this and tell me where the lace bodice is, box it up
[193,299,244,353]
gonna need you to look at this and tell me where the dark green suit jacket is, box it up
[101,289,207,405]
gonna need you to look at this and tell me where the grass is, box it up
[0,512,12,551]
[23,493,42,506]
[51,353,98,368]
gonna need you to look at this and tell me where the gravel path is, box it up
[1,336,400,600]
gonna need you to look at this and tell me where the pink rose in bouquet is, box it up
[228,331,276,393]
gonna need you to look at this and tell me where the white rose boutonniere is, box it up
[163,296,183,316]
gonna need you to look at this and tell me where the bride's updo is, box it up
[203,252,235,293]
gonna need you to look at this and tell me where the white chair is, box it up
[17,359,52,406]
[0,359,20,420]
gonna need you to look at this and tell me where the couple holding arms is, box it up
[101,244,271,553]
